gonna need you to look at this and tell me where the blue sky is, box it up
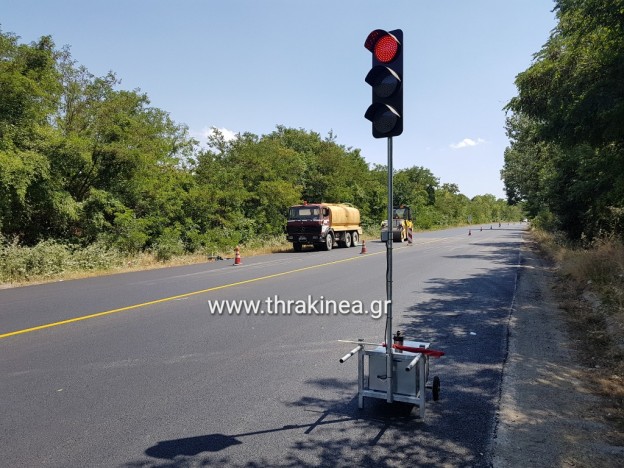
[1,0,556,199]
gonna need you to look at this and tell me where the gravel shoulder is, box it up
[491,235,624,467]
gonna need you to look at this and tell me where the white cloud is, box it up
[192,126,238,146]
[203,127,237,142]
[450,138,486,150]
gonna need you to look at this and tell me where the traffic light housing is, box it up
[364,29,403,138]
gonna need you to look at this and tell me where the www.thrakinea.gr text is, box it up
[208,295,390,319]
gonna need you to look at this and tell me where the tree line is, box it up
[0,29,521,259]
[502,0,624,241]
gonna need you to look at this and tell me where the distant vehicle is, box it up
[381,206,413,242]
[286,203,362,252]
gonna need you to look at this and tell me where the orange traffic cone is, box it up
[233,246,242,265]
[360,240,368,254]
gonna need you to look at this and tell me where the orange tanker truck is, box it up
[286,203,362,252]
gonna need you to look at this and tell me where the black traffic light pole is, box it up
[385,135,394,403]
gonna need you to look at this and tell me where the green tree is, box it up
[0,31,63,243]
[435,184,470,226]
[265,127,372,212]
[504,0,624,240]
[393,166,439,214]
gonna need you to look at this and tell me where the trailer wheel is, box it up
[351,231,359,246]
[323,233,333,251]
[344,232,352,248]
[432,376,441,401]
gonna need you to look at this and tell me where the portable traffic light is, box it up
[364,29,403,138]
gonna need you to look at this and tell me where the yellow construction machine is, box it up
[380,206,413,242]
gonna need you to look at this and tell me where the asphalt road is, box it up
[1,224,525,467]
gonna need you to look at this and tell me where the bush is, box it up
[0,239,71,281]
[27,240,71,277]
[0,236,123,283]
[111,211,150,254]
[153,227,185,262]
[70,241,124,271]
[532,209,558,232]
[0,236,29,282]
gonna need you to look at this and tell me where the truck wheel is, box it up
[323,233,333,251]
[351,231,359,246]
[293,243,302,252]
[344,232,352,248]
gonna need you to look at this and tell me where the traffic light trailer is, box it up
[339,29,443,418]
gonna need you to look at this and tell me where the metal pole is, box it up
[386,136,393,403]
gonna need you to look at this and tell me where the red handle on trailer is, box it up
[381,343,445,358]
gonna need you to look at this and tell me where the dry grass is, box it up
[532,229,624,436]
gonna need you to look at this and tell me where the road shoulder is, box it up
[491,236,622,467]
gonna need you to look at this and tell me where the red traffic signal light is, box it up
[366,30,400,63]
[364,29,403,138]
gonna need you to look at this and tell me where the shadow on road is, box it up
[129,392,418,467]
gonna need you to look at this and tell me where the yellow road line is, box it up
[1,234,465,339]
[1,249,386,339]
